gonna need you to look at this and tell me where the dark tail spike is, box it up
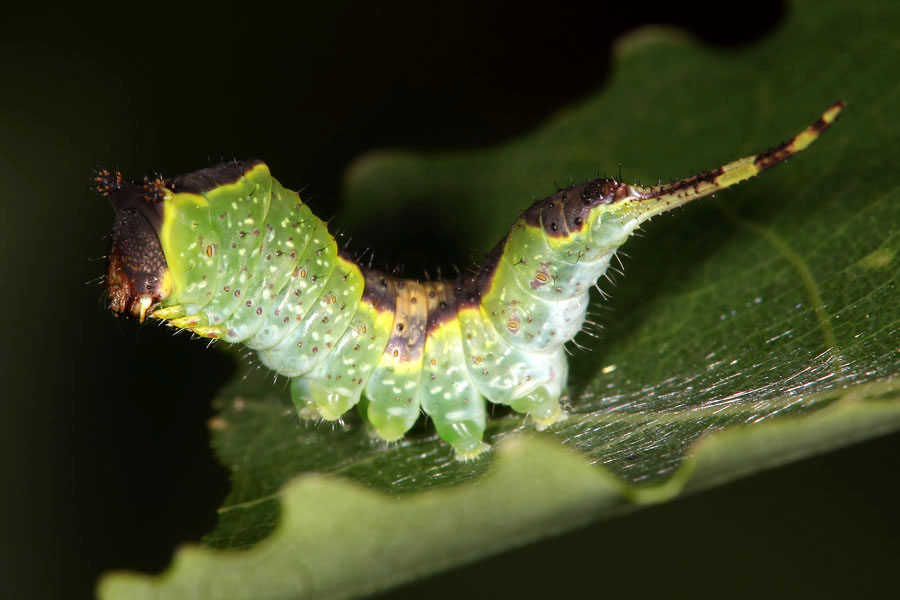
[629,101,845,222]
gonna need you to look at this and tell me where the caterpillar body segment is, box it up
[420,282,489,458]
[257,255,364,376]
[195,165,273,333]
[223,179,313,344]
[247,199,334,350]
[364,279,430,441]
[100,101,844,459]
[291,293,395,420]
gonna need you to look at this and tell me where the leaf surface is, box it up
[100,2,900,598]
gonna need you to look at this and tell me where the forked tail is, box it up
[633,101,845,218]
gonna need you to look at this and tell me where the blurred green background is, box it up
[2,2,897,598]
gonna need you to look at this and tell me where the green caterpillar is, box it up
[100,102,843,460]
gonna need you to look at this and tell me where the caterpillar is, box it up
[99,101,843,460]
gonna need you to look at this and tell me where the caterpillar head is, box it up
[97,170,172,322]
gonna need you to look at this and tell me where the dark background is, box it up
[1,2,897,599]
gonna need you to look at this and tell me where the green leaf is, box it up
[99,1,900,598]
